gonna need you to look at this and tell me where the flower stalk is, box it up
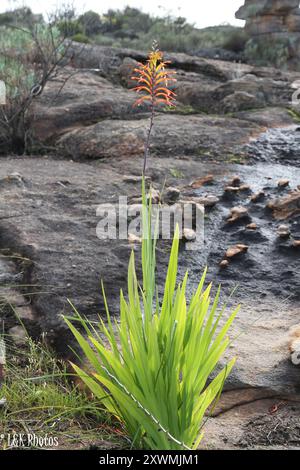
[131,44,176,175]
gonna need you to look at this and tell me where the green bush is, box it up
[65,183,238,450]
[71,33,90,44]
[244,36,290,68]
[223,29,249,53]
[78,11,102,36]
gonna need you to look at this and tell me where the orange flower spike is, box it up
[131,48,176,108]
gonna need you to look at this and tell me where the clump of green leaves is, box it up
[65,182,238,450]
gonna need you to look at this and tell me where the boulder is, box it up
[57,115,261,160]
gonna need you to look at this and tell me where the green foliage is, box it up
[0,22,64,153]
[0,7,42,28]
[72,33,90,44]
[0,334,112,450]
[65,182,238,450]
[57,19,83,37]
[223,29,249,53]
[244,36,291,69]
[78,11,103,36]
[0,27,35,100]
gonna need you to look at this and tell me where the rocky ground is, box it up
[1,43,300,449]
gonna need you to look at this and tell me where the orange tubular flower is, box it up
[131,50,176,108]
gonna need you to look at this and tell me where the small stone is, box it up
[8,326,27,346]
[239,184,251,192]
[277,224,290,239]
[190,174,214,188]
[225,244,249,258]
[251,191,265,203]
[224,186,240,193]
[220,259,229,269]
[163,187,180,204]
[277,179,290,189]
[123,175,151,183]
[128,233,142,244]
[246,223,257,230]
[196,195,219,208]
[292,240,300,248]
[229,175,241,187]
[182,228,196,242]
[227,206,249,223]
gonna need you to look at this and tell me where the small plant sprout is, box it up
[131,42,176,175]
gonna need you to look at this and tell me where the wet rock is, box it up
[123,175,151,184]
[224,186,240,194]
[196,195,219,208]
[267,190,300,219]
[189,174,214,188]
[247,223,257,230]
[229,175,241,187]
[163,187,180,204]
[251,190,265,203]
[227,206,249,223]
[277,179,290,188]
[292,239,300,248]
[219,259,229,269]
[277,224,291,239]
[225,244,249,258]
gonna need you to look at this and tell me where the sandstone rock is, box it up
[236,1,300,71]
[247,222,257,230]
[227,206,249,223]
[30,69,145,142]
[182,228,196,242]
[229,175,242,187]
[189,174,214,188]
[225,244,249,258]
[163,187,181,204]
[267,190,300,219]
[128,233,142,244]
[236,1,300,21]
[58,115,261,160]
[224,186,240,193]
[251,190,265,202]
[239,184,251,192]
[221,91,265,112]
[219,259,229,269]
[123,175,151,183]
[277,224,291,238]
[196,195,219,208]
[118,57,138,88]
[277,179,290,188]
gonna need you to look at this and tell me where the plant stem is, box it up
[143,102,155,176]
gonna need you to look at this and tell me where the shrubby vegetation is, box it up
[0,9,69,154]
[0,6,247,55]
